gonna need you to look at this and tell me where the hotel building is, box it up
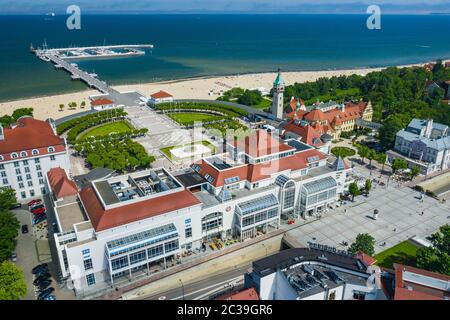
[0,117,71,200]
[46,130,352,294]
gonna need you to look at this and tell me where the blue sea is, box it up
[1,14,450,102]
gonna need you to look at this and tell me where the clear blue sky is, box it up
[1,0,449,14]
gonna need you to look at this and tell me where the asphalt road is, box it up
[143,264,251,300]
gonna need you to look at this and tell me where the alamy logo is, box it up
[66,5,81,30]
[366,5,381,30]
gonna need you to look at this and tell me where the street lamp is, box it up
[179,279,185,300]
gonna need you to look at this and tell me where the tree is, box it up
[237,90,263,106]
[0,211,20,262]
[379,114,410,150]
[376,153,387,172]
[0,260,27,300]
[357,145,369,163]
[81,101,86,108]
[392,158,408,173]
[416,224,450,275]
[367,149,376,175]
[0,187,16,211]
[59,104,64,111]
[409,165,421,180]
[11,108,33,120]
[349,233,376,256]
[348,182,361,202]
[364,179,372,195]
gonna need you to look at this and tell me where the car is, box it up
[33,216,47,225]
[43,294,56,300]
[27,199,42,207]
[32,207,46,215]
[35,269,50,279]
[9,203,22,209]
[21,224,29,234]
[37,287,55,300]
[52,223,58,233]
[33,274,51,286]
[10,252,17,262]
[30,204,45,211]
[37,279,52,291]
[32,263,48,274]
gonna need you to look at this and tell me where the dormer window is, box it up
[11,153,18,159]
[20,151,28,157]
[32,149,39,155]
[48,146,55,153]
[0,155,3,161]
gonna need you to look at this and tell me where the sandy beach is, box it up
[0,61,440,121]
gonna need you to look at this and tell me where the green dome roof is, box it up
[273,70,285,86]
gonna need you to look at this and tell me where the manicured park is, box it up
[331,146,356,158]
[160,141,216,160]
[79,120,133,139]
[168,112,224,126]
[374,240,420,269]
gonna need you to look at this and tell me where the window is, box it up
[37,172,42,178]
[0,164,4,170]
[2,178,8,185]
[48,146,55,153]
[23,160,28,165]
[27,181,33,187]
[1,171,6,177]
[129,250,146,265]
[164,240,179,253]
[147,245,164,259]
[192,164,201,173]
[11,153,18,159]
[353,291,366,300]
[25,167,30,173]
[185,227,192,238]
[19,183,24,189]
[83,258,93,270]
[39,179,45,185]
[36,165,41,171]
[35,158,40,164]
[111,256,129,271]
[26,174,31,180]
[205,174,215,184]
[86,274,96,286]
[32,149,39,155]
[15,168,21,175]
[50,155,56,161]
[17,176,23,182]
[20,191,26,199]
[29,190,35,197]
[20,151,27,157]
[13,161,19,167]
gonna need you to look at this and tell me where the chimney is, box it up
[425,119,433,138]
[341,103,345,113]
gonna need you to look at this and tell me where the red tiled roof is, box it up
[47,167,78,199]
[0,117,65,158]
[91,98,114,106]
[355,251,376,266]
[283,121,323,146]
[304,109,327,122]
[79,186,201,232]
[231,129,295,158]
[194,148,326,187]
[393,263,450,300]
[151,90,173,99]
[216,287,260,300]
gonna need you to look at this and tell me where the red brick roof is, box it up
[47,167,78,199]
[304,109,327,122]
[91,98,114,106]
[231,129,295,158]
[150,90,173,99]
[79,186,201,231]
[0,117,65,158]
[216,287,260,300]
[354,251,376,266]
[394,264,450,300]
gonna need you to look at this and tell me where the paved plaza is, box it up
[286,180,450,254]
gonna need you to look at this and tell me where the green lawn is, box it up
[251,98,272,110]
[374,240,420,269]
[331,146,356,158]
[168,113,223,125]
[160,141,216,160]
[79,121,133,139]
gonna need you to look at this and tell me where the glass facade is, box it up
[237,194,279,216]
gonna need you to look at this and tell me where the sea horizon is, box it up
[1,14,450,102]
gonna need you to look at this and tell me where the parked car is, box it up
[35,270,51,279]
[33,215,47,225]
[27,199,42,207]
[52,222,58,233]
[37,287,54,300]
[9,203,22,209]
[21,224,29,234]
[33,274,51,286]
[10,252,17,262]
[32,263,48,274]
[37,279,52,291]
[30,203,45,211]
[32,207,46,215]
[43,295,56,300]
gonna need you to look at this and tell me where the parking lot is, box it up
[12,203,75,300]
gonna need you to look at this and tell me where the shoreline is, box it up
[1,58,448,121]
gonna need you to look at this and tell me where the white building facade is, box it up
[0,117,71,200]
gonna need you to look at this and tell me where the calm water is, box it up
[1,14,450,102]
